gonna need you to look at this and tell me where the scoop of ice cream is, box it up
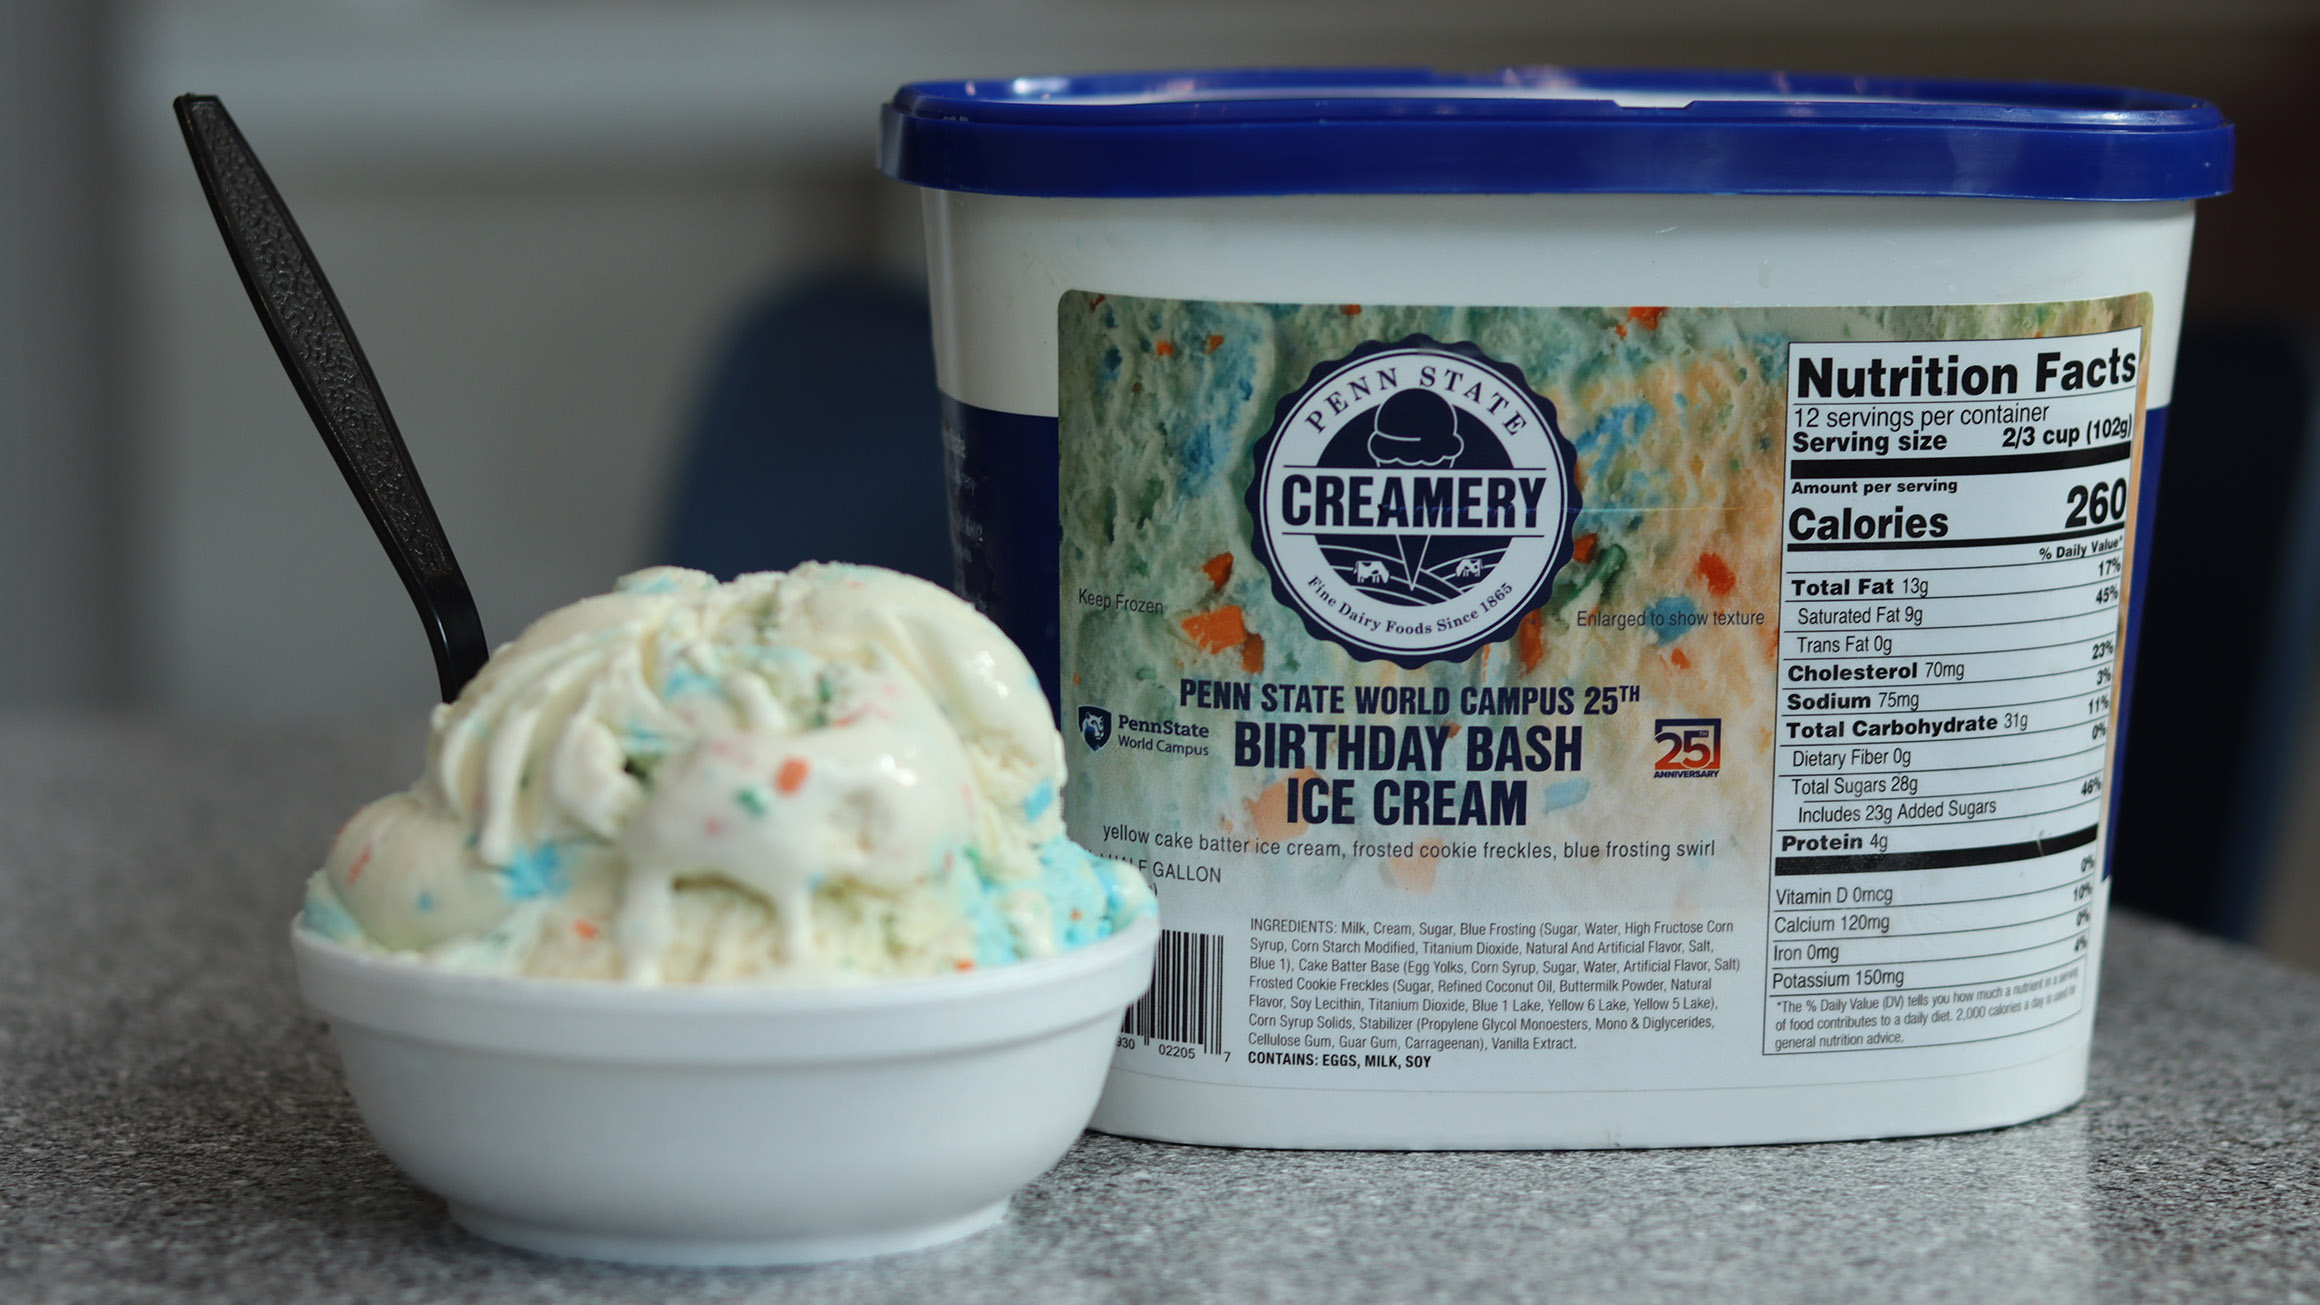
[302,564,1153,985]
[1366,389,1464,468]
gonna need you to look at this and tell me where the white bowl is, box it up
[292,916,1158,1266]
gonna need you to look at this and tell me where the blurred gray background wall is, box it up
[4,0,2318,965]
[1,0,130,707]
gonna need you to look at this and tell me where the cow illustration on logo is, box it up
[1245,336,1581,666]
[1078,705,1113,752]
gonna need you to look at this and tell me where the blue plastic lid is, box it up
[880,67,2232,202]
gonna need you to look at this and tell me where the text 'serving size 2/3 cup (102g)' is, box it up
[880,69,2234,1149]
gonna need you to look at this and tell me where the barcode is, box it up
[1123,928,1225,1055]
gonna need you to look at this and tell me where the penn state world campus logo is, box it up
[1246,337,1581,666]
[1079,705,1113,752]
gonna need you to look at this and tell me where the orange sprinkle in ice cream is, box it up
[1696,551,1736,597]
[1240,633,1266,674]
[1202,552,1234,590]
[1517,609,1548,674]
[1181,605,1248,654]
[776,758,810,794]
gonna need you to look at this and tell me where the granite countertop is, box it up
[0,719,2314,1303]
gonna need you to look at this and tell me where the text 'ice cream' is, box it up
[301,564,1153,984]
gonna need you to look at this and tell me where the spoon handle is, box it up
[174,94,489,702]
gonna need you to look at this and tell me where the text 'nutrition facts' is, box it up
[1764,327,2139,1055]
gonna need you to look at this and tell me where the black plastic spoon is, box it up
[175,94,489,702]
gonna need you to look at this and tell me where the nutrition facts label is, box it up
[1763,327,2140,1055]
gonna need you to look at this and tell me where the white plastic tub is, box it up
[881,69,2233,1148]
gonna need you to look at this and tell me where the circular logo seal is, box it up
[1245,337,1581,666]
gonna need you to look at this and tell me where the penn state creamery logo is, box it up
[1246,337,1580,666]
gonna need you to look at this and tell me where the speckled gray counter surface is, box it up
[0,719,2313,1304]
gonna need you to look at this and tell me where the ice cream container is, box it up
[879,68,2233,1149]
